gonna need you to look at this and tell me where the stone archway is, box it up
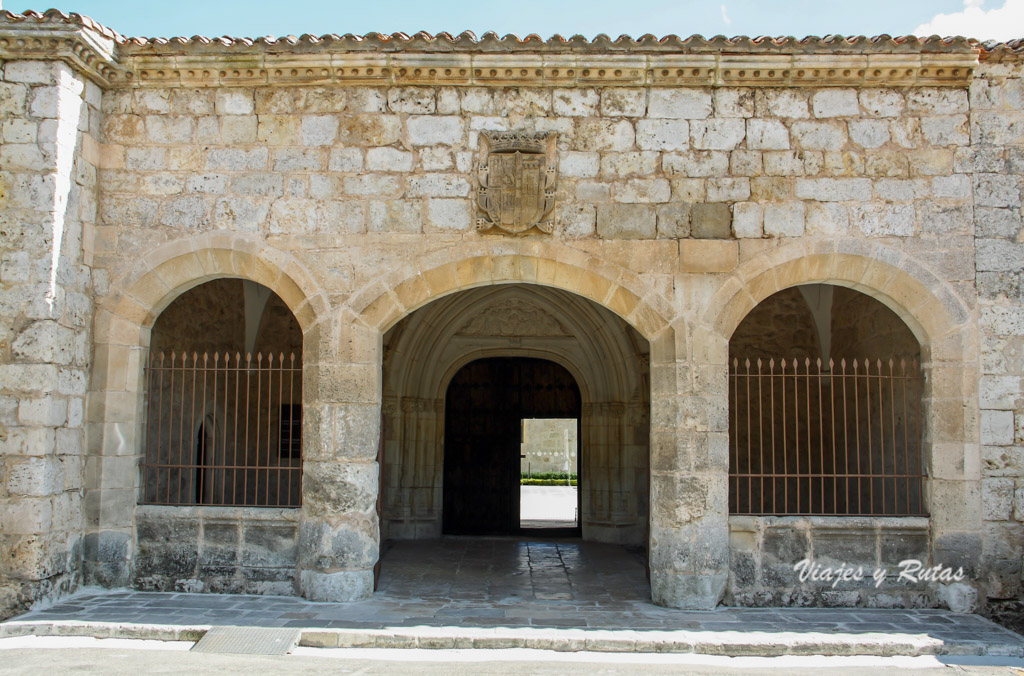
[83,232,329,589]
[299,245,727,610]
[703,241,980,602]
[379,284,650,547]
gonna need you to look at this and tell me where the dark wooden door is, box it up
[443,357,580,535]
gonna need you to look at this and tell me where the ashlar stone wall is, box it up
[521,418,578,476]
[0,11,1020,618]
[972,59,1024,625]
[86,78,985,611]
[0,58,99,616]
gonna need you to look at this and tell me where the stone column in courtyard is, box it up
[647,326,729,609]
[297,314,380,601]
[0,59,101,615]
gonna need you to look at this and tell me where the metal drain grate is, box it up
[191,626,301,655]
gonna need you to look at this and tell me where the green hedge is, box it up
[521,472,577,481]
[521,478,578,486]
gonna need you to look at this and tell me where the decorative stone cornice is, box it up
[0,10,119,85]
[109,51,980,88]
[1,9,1014,89]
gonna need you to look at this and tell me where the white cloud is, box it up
[914,0,1024,41]
[721,4,732,25]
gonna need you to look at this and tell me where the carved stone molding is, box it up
[98,52,982,89]
[0,11,988,89]
[0,20,119,86]
[456,299,569,337]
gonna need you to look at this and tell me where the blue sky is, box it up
[7,0,1023,41]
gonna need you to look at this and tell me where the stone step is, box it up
[3,619,1022,658]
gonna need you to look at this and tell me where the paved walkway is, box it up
[520,485,577,529]
[3,538,1023,657]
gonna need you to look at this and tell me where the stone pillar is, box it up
[648,326,729,609]
[0,60,100,616]
[297,316,380,601]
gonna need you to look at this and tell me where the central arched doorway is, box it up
[443,357,582,535]
[379,284,650,545]
[376,282,652,600]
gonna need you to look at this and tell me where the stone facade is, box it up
[0,9,1021,619]
[521,419,578,476]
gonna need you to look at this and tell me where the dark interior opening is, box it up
[442,357,582,535]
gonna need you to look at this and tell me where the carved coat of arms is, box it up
[476,131,558,234]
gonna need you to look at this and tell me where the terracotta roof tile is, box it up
[2,7,1021,55]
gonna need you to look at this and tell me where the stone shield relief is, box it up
[476,131,558,234]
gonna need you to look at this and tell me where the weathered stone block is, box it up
[680,240,738,273]
[981,410,1014,445]
[729,150,763,176]
[215,90,254,115]
[690,203,732,239]
[387,87,435,114]
[921,115,969,146]
[746,119,790,149]
[690,119,745,150]
[206,147,268,171]
[241,523,297,568]
[612,178,670,203]
[756,89,809,118]
[635,119,688,151]
[304,461,377,516]
[338,114,401,146]
[663,150,728,178]
[300,569,373,603]
[908,88,968,115]
[596,203,656,239]
[18,397,67,427]
[577,119,635,151]
[301,115,339,146]
[426,198,471,231]
[656,203,690,239]
[145,115,195,144]
[849,119,890,148]
[407,174,470,198]
[329,147,363,173]
[791,120,847,150]
[0,82,28,117]
[732,202,763,238]
[559,151,600,178]
[364,147,413,173]
[11,321,74,366]
[715,88,754,117]
[648,89,712,119]
[859,89,905,117]
[983,477,1014,520]
[600,88,646,117]
[974,173,1022,208]
[811,89,860,117]
[343,174,401,197]
[553,88,599,116]
[406,116,463,146]
[706,177,750,202]
[600,151,659,178]
[556,203,596,237]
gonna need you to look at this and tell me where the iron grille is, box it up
[729,356,926,516]
[141,351,302,507]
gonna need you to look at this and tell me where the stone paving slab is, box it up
[3,588,1023,657]
[4,539,1023,657]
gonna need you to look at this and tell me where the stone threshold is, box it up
[3,619,1022,657]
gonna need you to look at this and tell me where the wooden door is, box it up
[442,357,580,535]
